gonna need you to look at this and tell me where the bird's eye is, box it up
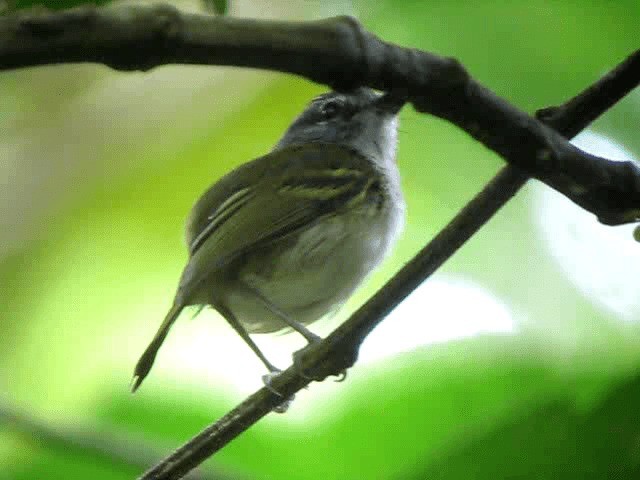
[320,100,342,119]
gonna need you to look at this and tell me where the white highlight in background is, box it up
[532,130,640,322]
[154,277,515,394]
[359,277,515,363]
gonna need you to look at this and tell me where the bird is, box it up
[131,87,405,392]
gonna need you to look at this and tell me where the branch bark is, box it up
[0,4,638,225]
[137,45,640,480]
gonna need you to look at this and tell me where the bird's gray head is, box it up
[274,88,403,165]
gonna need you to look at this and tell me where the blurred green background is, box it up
[1,0,639,479]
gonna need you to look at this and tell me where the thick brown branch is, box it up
[137,49,640,480]
[0,5,638,224]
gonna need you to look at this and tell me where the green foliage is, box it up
[202,0,228,15]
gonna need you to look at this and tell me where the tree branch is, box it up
[0,4,638,224]
[136,48,640,480]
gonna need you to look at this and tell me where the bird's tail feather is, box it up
[131,302,184,393]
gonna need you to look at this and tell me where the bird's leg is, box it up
[243,284,322,344]
[217,303,294,411]
[240,284,343,384]
[216,303,280,373]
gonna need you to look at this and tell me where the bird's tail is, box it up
[131,302,184,393]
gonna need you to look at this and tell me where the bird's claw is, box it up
[333,369,348,382]
[262,370,295,413]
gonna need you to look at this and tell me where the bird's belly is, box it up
[228,211,395,333]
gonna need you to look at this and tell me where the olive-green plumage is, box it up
[132,89,405,391]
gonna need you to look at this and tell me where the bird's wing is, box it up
[179,143,375,296]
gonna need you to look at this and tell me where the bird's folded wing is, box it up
[179,144,373,295]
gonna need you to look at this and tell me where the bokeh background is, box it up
[1,0,639,479]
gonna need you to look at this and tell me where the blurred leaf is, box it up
[202,0,228,15]
[407,370,640,480]
[411,400,581,480]
[0,397,240,480]
[580,371,640,476]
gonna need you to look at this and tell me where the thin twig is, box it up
[138,50,640,480]
[0,5,638,224]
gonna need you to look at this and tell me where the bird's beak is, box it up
[374,92,406,115]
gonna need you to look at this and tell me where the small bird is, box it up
[131,88,405,392]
